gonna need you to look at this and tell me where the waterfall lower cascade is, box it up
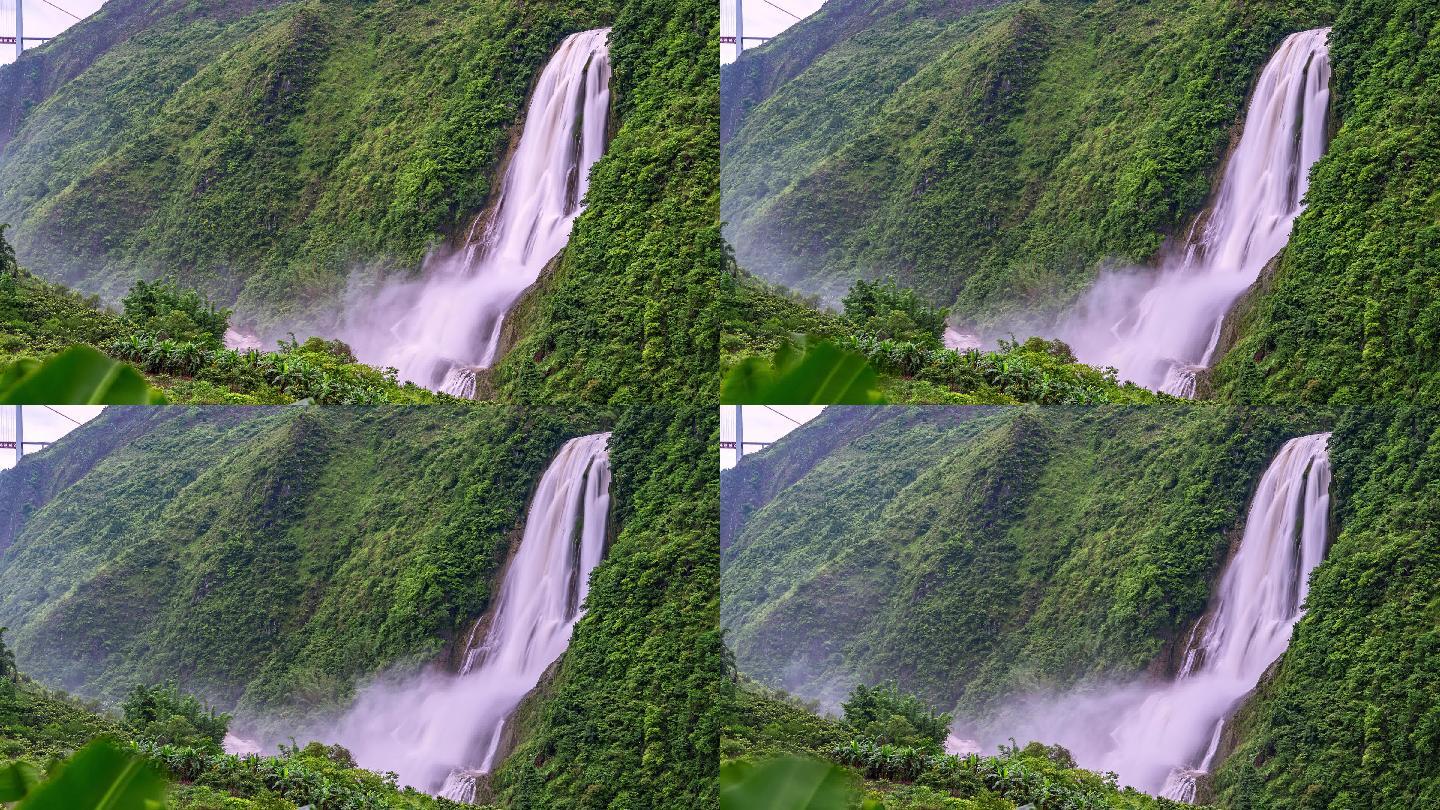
[1063,29,1331,396]
[1101,433,1332,801]
[326,433,612,799]
[340,29,612,396]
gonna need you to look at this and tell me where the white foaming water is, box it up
[322,433,612,798]
[943,327,982,352]
[339,30,612,394]
[1060,29,1331,395]
[1104,433,1331,798]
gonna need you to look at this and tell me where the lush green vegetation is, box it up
[0,0,722,807]
[721,406,1323,715]
[722,678,1189,809]
[0,650,471,809]
[724,406,1440,805]
[722,0,1327,321]
[490,405,721,808]
[492,0,719,410]
[0,403,721,807]
[722,266,1156,404]
[1210,0,1440,405]
[0,407,595,717]
[0,0,719,409]
[0,0,609,329]
[0,227,437,404]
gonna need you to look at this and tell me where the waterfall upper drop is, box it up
[341,29,612,395]
[1062,29,1331,396]
[326,433,612,798]
[1101,433,1332,800]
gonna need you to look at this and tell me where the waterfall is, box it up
[1061,29,1331,395]
[339,29,612,395]
[323,433,612,798]
[1100,433,1332,799]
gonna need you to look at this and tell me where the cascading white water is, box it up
[339,30,612,395]
[323,433,612,799]
[1100,433,1332,800]
[1060,29,1331,395]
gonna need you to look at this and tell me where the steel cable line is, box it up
[42,405,85,426]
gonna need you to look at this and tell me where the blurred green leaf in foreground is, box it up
[721,756,880,810]
[2,739,166,809]
[0,347,165,405]
[722,340,884,405]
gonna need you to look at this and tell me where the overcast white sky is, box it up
[720,405,825,469]
[1,0,106,66]
[720,0,825,65]
[0,405,105,470]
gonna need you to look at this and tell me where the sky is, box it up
[0,405,105,470]
[720,0,825,65]
[1,0,107,66]
[719,405,825,470]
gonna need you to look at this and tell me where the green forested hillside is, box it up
[0,403,720,807]
[721,0,1325,316]
[0,0,721,411]
[721,406,1320,715]
[494,0,721,410]
[723,405,1440,806]
[0,0,606,325]
[0,406,593,714]
[493,405,721,808]
[725,0,1440,405]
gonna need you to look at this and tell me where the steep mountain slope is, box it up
[0,0,606,326]
[721,406,1320,714]
[0,0,290,153]
[493,404,721,808]
[0,406,593,714]
[0,0,720,408]
[721,0,1327,316]
[0,403,720,807]
[494,0,721,409]
[724,406,1440,805]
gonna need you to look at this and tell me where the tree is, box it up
[841,682,952,753]
[121,683,231,752]
[0,225,17,277]
[121,279,231,349]
[841,278,947,349]
[0,627,17,684]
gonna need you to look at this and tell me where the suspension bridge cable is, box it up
[36,0,81,21]
[759,0,804,21]
[42,405,84,426]
[761,405,804,426]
